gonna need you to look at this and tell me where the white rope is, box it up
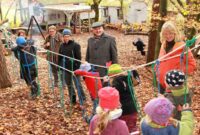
[9,31,200,79]
[37,45,108,69]
[109,43,200,78]
[19,42,200,80]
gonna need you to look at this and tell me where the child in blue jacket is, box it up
[12,36,39,98]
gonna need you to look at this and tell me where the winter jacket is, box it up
[11,45,37,85]
[89,115,129,135]
[58,40,81,71]
[44,32,62,65]
[112,75,137,115]
[141,110,194,135]
[165,86,192,120]
[158,41,196,89]
[74,70,102,99]
[86,33,118,77]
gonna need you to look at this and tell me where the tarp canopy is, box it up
[42,4,91,13]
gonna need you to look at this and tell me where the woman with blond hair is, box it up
[157,21,196,94]
[89,87,129,135]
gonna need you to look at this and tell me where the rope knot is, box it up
[186,37,196,47]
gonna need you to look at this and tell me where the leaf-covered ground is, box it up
[0,30,199,134]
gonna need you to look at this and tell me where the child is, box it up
[89,87,129,135]
[140,97,194,135]
[74,63,102,122]
[104,64,140,132]
[58,29,86,104]
[164,70,192,120]
[74,63,102,100]
[11,36,38,98]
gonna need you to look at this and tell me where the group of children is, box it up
[9,20,197,135]
[86,64,194,135]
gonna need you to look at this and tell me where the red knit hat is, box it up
[98,87,120,110]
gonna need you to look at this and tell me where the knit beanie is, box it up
[165,70,185,87]
[108,64,123,75]
[144,97,174,125]
[80,63,91,71]
[98,87,120,110]
[63,29,71,36]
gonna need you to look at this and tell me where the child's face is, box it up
[163,30,175,42]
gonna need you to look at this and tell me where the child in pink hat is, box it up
[140,97,194,135]
[89,87,129,135]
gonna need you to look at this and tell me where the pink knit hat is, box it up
[98,87,120,110]
[144,97,174,125]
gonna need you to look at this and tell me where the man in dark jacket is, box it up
[86,22,118,77]
[58,29,86,104]
[44,25,62,87]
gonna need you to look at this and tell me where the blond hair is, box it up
[160,21,181,43]
[48,25,56,31]
[93,106,110,135]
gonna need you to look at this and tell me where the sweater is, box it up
[89,115,129,135]
[141,111,194,135]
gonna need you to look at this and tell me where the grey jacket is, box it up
[86,33,118,77]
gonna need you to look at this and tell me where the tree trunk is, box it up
[154,0,167,59]
[120,0,124,21]
[0,43,12,88]
[146,0,167,63]
[93,4,99,21]
[146,0,160,63]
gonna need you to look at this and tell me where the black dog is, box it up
[133,38,145,56]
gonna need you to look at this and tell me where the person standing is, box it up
[12,36,39,98]
[157,21,196,93]
[86,22,118,77]
[44,25,62,87]
[58,29,86,104]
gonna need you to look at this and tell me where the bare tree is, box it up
[91,0,102,21]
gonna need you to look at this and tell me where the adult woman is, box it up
[157,21,196,93]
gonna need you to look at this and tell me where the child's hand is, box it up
[182,103,190,110]
[103,76,109,82]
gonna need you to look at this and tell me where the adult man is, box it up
[44,25,62,87]
[58,29,86,104]
[86,22,118,77]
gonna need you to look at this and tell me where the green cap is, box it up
[108,64,123,75]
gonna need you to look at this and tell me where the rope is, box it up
[19,42,200,80]
[58,68,68,116]
[47,51,54,91]
[155,60,161,94]
[5,31,200,79]
[127,71,143,120]
[151,63,157,97]
[34,52,41,96]
[38,48,108,69]
[184,47,189,104]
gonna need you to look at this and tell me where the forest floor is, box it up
[0,29,199,135]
